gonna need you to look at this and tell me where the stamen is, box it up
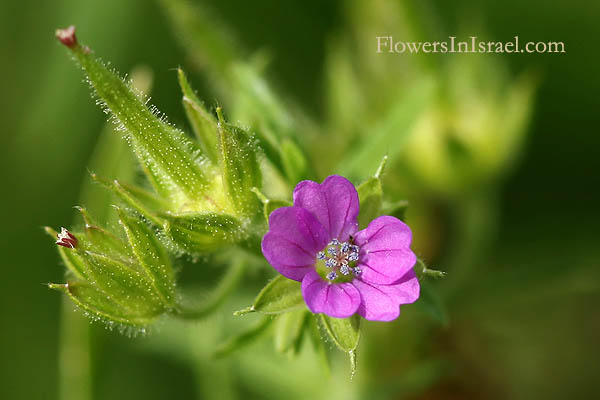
[316,238,362,282]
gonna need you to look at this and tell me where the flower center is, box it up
[315,238,361,284]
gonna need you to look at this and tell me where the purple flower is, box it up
[261,175,419,321]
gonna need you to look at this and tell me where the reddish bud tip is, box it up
[55,25,77,48]
[56,227,78,248]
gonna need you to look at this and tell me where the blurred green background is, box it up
[1,0,598,399]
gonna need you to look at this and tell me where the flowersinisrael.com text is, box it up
[376,36,566,54]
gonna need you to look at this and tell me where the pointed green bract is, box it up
[215,108,262,218]
[67,42,210,205]
[178,69,220,163]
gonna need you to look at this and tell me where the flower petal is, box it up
[293,175,359,241]
[354,270,420,321]
[301,270,361,318]
[354,216,416,284]
[262,207,329,281]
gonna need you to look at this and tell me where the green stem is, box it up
[174,259,247,320]
[58,298,92,400]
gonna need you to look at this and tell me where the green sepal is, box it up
[216,108,262,217]
[235,275,304,315]
[177,68,219,163]
[213,316,273,358]
[319,314,361,377]
[117,208,175,307]
[274,309,308,355]
[162,212,242,254]
[49,282,153,326]
[91,174,167,225]
[280,138,309,184]
[357,156,387,228]
[80,251,165,315]
[251,187,291,224]
[415,258,446,280]
[75,207,133,259]
[66,41,211,204]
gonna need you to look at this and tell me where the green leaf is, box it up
[213,317,273,358]
[216,108,262,217]
[274,309,308,355]
[163,212,242,254]
[117,208,175,307]
[178,68,219,163]
[319,314,361,376]
[357,156,387,228]
[237,275,304,315]
[64,40,210,204]
[280,138,309,184]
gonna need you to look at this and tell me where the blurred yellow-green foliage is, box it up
[1,0,599,399]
